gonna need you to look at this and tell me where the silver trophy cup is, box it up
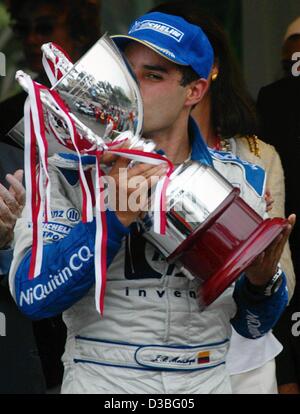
[140,160,287,307]
[9,34,148,153]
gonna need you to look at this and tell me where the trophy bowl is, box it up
[9,34,144,154]
[141,161,288,308]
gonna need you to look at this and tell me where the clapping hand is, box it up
[0,170,25,249]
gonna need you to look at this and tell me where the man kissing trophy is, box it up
[10,34,288,314]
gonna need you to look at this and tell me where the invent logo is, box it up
[0,312,6,337]
[0,52,6,77]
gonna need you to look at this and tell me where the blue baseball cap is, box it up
[111,12,214,80]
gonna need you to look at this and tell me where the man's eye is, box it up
[145,73,163,81]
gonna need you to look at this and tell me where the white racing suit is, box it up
[9,125,288,394]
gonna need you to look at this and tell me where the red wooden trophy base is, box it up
[168,188,288,307]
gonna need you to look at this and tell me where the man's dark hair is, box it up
[151,0,258,138]
[178,66,200,87]
[7,0,101,56]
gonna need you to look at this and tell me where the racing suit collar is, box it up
[189,117,213,166]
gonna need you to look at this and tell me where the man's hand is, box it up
[0,170,25,249]
[245,214,296,286]
[108,156,168,227]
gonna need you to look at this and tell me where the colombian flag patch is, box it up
[197,351,210,364]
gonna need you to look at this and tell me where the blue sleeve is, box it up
[0,248,14,279]
[231,273,288,339]
[14,210,130,320]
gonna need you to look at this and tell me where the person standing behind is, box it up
[257,17,300,279]
[151,0,296,394]
[257,16,300,394]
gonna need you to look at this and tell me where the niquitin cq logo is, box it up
[0,312,6,337]
[0,52,6,77]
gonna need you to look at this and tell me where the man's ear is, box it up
[184,79,209,108]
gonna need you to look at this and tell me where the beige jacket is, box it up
[227,136,295,299]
